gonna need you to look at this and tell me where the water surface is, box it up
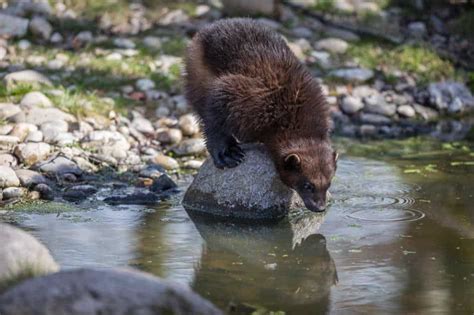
[1,138,473,314]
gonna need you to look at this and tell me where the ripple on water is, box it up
[346,208,425,223]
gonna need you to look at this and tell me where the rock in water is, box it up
[0,223,59,292]
[0,268,222,315]
[182,144,304,221]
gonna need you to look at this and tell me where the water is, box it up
[1,138,473,314]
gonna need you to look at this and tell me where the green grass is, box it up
[161,37,187,56]
[347,41,457,84]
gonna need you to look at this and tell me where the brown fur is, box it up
[184,18,337,212]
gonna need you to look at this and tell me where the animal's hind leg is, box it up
[201,97,245,169]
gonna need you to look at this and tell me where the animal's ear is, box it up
[333,151,339,162]
[284,154,301,171]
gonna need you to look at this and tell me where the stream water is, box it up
[1,138,473,314]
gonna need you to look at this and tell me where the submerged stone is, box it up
[103,192,161,205]
[183,144,304,221]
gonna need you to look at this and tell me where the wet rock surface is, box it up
[0,268,222,315]
[183,145,304,221]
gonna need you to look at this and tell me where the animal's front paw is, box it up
[210,141,245,169]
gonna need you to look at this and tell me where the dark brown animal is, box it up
[184,18,337,212]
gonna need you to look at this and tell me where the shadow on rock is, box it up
[188,210,337,313]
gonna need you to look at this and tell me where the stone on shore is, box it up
[0,14,29,37]
[0,268,222,315]
[0,166,20,188]
[183,144,304,221]
[0,224,59,292]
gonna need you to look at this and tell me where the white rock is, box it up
[341,96,364,114]
[397,105,416,118]
[143,36,162,50]
[20,91,53,109]
[0,223,58,291]
[0,166,20,188]
[0,103,21,120]
[113,38,135,49]
[314,38,349,54]
[14,142,51,166]
[4,70,52,87]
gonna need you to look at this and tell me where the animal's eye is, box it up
[303,182,314,192]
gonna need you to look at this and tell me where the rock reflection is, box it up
[189,211,337,313]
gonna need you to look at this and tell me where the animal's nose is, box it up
[305,199,326,212]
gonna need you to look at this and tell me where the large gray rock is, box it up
[0,268,222,315]
[0,224,58,292]
[38,156,82,176]
[183,145,304,221]
[427,81,474,114]
[0,13,29,37]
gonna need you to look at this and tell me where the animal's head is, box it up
[275,140,338,212]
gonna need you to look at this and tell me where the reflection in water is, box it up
[189,212,337,313]
[2,150,473,314]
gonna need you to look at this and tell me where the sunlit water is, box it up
[1,139,473,314]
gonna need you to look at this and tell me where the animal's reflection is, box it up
[188,211,338,314]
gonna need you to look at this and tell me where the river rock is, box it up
[341,96,363,114]
[0,103,21,121]
[9,123,37,142]
[329,68,374,82]
[38,156,82,176]
[14,142,51,166]
[397,105,416,118]
[0,224,58,293]
[20,91,53,109]
[407,21,427,39]
[15,169,46,187]
[2,187,27,200]
[0,268,222,315]
[0,166,20,188]
[0,154,17,167]
[0,13,29,37]
[156,128,183,144]
[25,108,76,125]
[153,154,179,170]
[3,70,52,88]
[183,144,304,221]
[413,104,438,121]
[63,185,97,202]
[113,37,135,49]
[40,120,69,143]
[359,113,392,125]
[314,38,349,54]
[29,16,52,40]
[33,183,54,200]
[427,81,474,114]
[173,138,206,156]
[104,192,161,205]
[25,130,43,142]
[0,136,19,151]
[150,174,178,193]
[363,94,397,116]
[143,36,162,50]
[131,116,154,135]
